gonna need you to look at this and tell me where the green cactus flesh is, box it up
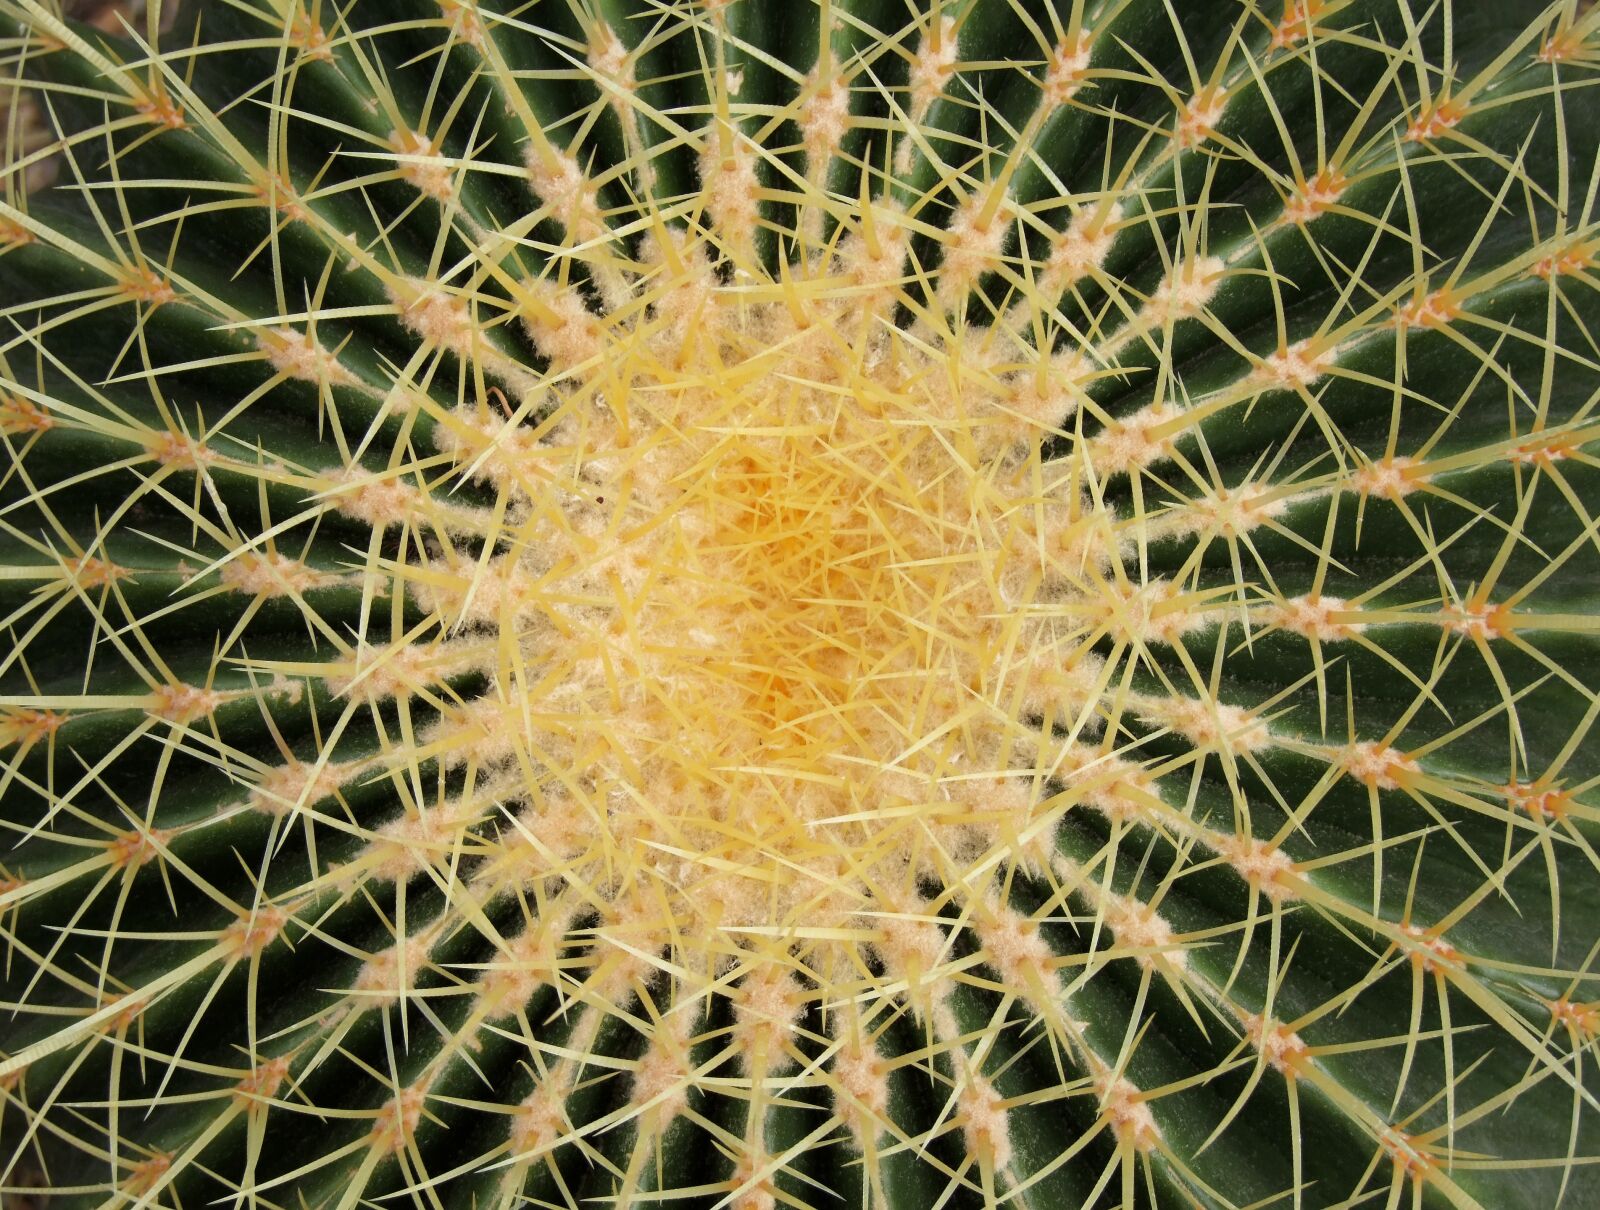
[2,0,1599,1206]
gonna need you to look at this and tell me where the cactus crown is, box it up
[1,0,1599,1207]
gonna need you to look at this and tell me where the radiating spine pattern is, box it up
[1,1,1599,1207]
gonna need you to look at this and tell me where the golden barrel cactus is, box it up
[1,0,1599,1206]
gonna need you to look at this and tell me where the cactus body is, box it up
[2,1,1599,1206]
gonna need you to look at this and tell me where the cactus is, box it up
[1,0,1598,1205]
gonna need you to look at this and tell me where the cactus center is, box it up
[424,235,1121,938]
